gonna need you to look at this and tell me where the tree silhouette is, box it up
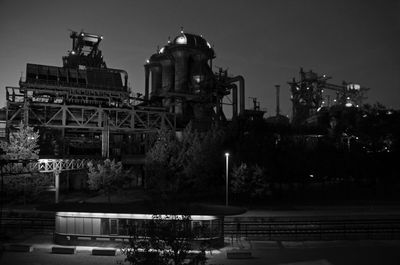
[87,159,125,202]
[145,123,225,201]
[0,122,39,160]
[121,215,205,265]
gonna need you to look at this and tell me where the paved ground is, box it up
[2,235,400,265]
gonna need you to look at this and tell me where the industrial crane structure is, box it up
[289,68,369,125]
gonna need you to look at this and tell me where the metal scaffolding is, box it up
[6,87,175,132]
[5,86,176,158]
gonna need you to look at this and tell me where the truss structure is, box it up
[6,86,175,132]
[0,159,92,175]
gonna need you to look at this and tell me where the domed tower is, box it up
[145,30,217,128]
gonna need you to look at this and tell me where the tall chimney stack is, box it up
[275,84,280,116]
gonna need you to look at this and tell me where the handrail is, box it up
[0,158,93,175]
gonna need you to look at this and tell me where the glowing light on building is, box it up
[176,35,187,45]
[347,83,361,90]
[56,212,218,221]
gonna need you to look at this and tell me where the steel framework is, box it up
[0,159,90,175]
[6,86,175,132]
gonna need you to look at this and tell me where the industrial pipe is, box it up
[275,84,280,116]
[226,75,245,116]
[144,62,163,98]
[144,65,150,101]
[232,84,238,118]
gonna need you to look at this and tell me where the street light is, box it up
[225,152,230,206]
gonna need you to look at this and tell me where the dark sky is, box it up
[1,0,399,117]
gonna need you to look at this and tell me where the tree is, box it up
[0,122,40,160]
[180,125,225,194]
[3,172,53,203]
[145,124,226,200]
[230,163,268,201]
[121,215,205,265]
[144,128,180,199]
[87,159,125,202]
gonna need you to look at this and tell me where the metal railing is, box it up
[1,217,54,231]
[3,216,400,241]
[225,219,400,240]
[0,159,92,175]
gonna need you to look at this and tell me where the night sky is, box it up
[0,0,399,117]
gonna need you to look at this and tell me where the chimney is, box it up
[275,84,280,116]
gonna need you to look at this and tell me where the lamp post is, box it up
[225,152,229,206]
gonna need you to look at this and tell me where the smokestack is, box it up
[275,84,280,116]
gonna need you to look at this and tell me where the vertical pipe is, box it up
[239,80,245,115]
[216,98,222,121]
[55,171,60,203]
[226,76,245,116]
[232,85,238,119]
[23,91,29,126]
[102,114,109,158]
[275,84,280,116]
[144,65,150,101]
[225,153,229,206]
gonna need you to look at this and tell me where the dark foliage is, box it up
[121,215,206,265]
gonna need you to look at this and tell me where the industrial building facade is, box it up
[3,30,257,161]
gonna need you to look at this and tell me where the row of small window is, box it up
[56,217,222,238]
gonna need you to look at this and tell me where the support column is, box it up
[144,65,150,101]
[55,170,60,203]
[102,113,110,158]
[23,91,29,126]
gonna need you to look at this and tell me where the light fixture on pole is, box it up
[225,152,230,206]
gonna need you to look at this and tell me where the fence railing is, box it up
[2,216,400,241]
[225,219,400,240]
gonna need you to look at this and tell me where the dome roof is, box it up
[148,31,215,62]
[173,33,212,50]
